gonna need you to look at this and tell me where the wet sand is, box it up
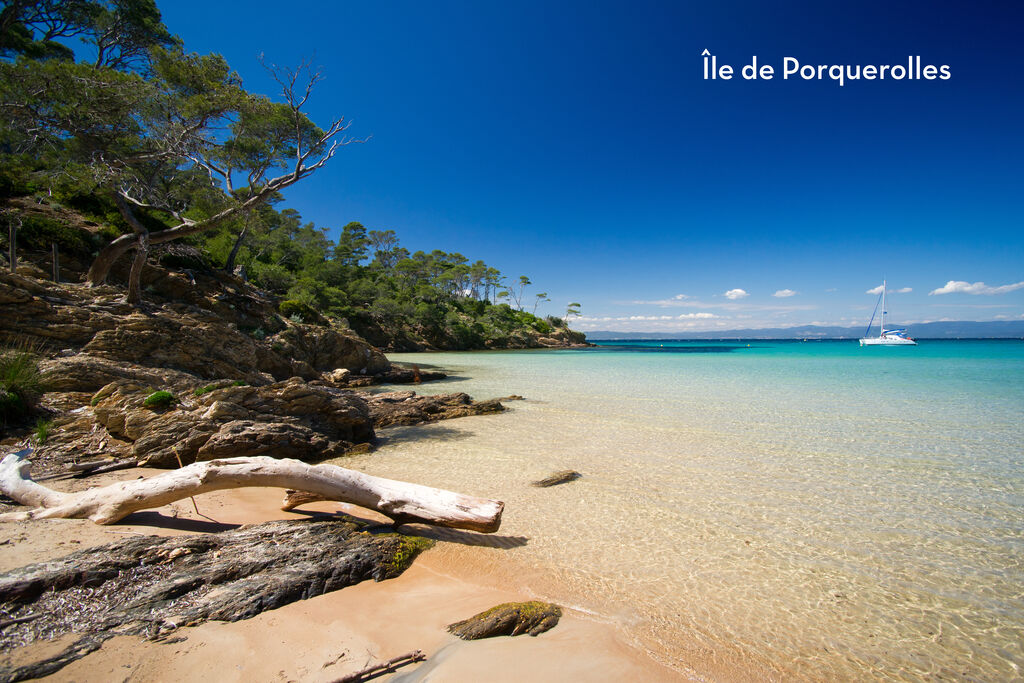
[0,469,681,682]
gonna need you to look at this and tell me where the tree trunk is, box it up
[7,214,18,274]
[125,231,148,305]
[86,232,136,285]
[0,453,504,532]
[224,223,248,273]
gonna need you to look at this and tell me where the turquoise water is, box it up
[342,340,1024,680]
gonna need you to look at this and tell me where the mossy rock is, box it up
[447,601,562,639]
[380,535,435,579]
[142,390,176,410]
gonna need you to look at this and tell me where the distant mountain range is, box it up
[585,321,1024,340]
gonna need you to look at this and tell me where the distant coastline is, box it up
[585,320,1024,340]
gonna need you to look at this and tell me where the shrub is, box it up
[16,214,94,257]
[279,299,324,325]
[34,418,52,444]
[143,390,176,410]
[0,344,45,425]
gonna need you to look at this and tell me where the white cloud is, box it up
[773,289,797,298]
[678,312,717,319]
[724,288,749,300]
[866,285,911,295]
[671,294,689,300]
[928,280,1024,296]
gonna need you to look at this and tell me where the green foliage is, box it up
[34,418,53,444]
[142,390,175,409]
[279,299,324,326]
[15,213,95,256]
[193,379,245,396]
[0,344,46,425]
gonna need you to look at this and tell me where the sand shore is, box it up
[0,468,681,682]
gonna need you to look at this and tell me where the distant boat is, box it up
[860,280,917,346]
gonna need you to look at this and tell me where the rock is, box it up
[447,601,562,640]
[373,366,447,384]
[323,367,351,384]
[0,270,389,383]
[0,519,433,682]
[39,355,199,393]
[367,392,505,428]
[269,325,389,376]
[531,470,582,487]
[90,377,375,467]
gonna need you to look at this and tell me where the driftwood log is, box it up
[0,452,503,533]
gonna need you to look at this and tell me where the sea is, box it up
[338,339,1024,681]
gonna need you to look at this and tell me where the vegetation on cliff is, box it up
[0,0,584,350]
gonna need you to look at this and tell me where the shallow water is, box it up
[340,340,1024,680]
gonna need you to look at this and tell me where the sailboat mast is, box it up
[880,279,886,336]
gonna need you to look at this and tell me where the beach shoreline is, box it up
[0,468,684,682]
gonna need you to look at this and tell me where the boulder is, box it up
[269,325,389,376]
[367,391,505,428]
[89,377,374,467]
[447,601,562,639]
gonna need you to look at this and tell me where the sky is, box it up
[156,0,1023,333]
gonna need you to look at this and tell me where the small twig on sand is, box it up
[333,650,426,682]
[0,613,42,629]
[71,458,139,477]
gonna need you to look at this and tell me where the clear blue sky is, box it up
[159,0,1023,332]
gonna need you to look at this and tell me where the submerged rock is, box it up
[531,470,582,488]
[447,601,562,639]
[367,391,505,428]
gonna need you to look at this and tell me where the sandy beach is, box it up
[0,468,681,682]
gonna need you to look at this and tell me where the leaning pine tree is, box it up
[1,7,357,304]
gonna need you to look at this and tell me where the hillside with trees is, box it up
[0,0,585,351]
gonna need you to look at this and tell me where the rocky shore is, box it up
[0,260,671,680]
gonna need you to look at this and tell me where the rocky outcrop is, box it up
[367,391,506,428]
[447,601,562,639]
[0,270,390,388]
[269,325,389,376]
[89,378,374,467]
[39,355,201,393]
[0,518,433,682]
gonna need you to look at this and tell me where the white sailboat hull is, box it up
[859,336,917,346]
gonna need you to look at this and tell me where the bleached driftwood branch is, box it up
[0,453,503,533]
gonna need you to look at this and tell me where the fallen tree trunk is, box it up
[0,452,503,532]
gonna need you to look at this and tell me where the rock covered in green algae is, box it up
[447,601,562,640]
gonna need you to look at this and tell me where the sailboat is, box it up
[859,280,917,346]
